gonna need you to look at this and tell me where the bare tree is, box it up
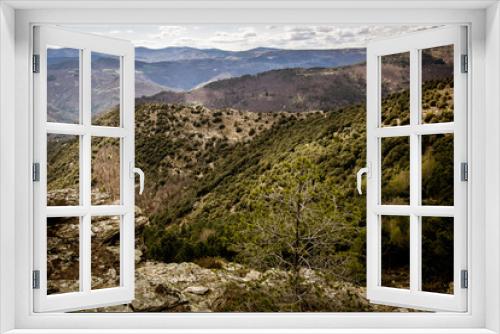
[236,148,352,309]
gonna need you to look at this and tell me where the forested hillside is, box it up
[137,65,367,113]
[140,79,453,291]
[47,46,455,310]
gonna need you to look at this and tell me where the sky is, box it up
[68,24,434,50]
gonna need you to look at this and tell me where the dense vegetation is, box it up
[144,104,366,276]
[48,72,455,308]
[137,65,367,113]
[137,79,453,290]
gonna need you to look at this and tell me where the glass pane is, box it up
[422,217,454,294]
[91,216,120,289]
[381,52,410,127]
[381,216,410,289]
[422,134,454,206]
[47,47,80,124]
[47,217,80,295]
[421,45,454,124]
[91,137,121,205]
[381,137,410,205]
[47,134,80,206]
[91,52,121,127]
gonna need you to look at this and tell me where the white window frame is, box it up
[366,26,468,312]
[0,1,499,333]
[32,25,136,312]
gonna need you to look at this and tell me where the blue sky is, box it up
[68,24,433,50]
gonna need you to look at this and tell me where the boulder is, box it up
[183,286,209,295]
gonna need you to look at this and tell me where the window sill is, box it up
[4,329,497,334]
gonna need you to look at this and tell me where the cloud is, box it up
[289,31,316,41]
[315,26,334,33]
[208,27,261,45]
[285,26,313,33]
[150,26,187,40]
[70,24,439,51]
[338,28,355,38]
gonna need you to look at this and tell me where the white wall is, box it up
[0,2,16,333]
[2,3,498,332]
[485,2,500,333]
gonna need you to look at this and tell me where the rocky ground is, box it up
[89,260,415,312]
[47,190,411,313]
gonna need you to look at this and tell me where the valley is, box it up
[45,45,455,312]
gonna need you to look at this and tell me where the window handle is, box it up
[356,163,371,195]
[130,162,145,195]
[134,168,145,195]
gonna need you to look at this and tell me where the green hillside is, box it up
[144,106,365,270]
[47,77,455,308]
[142,79,453,289]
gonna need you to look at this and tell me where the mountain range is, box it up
[47,46,366,120]
[134,47,366,91]
[137,64,367,113]
[46,45,452,120]
[47,44,455,310]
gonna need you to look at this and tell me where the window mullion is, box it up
[80,48,92,293]
[374,123,454,137]
[409,48,422,292]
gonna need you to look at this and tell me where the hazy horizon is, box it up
[65,24,435,51]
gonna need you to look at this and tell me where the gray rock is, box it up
[183,286,209,295]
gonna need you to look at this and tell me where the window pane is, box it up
[47,217,80,295]
[91,52,121,127]
[381,215,410,289]
[381,52,410,127]
[421,45,454,124]
[422,134,454,206]
[47,134,80,206]
[422,217,454,294]
[91,216,120,289]
[381,137,410,205]
[47,47,80,124]
[91,137,121,205]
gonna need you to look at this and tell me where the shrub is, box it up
[194,257,225,269]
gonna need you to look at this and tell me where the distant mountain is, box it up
[135,48,366,91]
[138,44,454,114]
[135,46,234,62]
[46,55,170,123]
[46,44,454,122]
[48,46,366,93]
[138,64,367,113]
[46,47,367,120]
[135,46,321,63]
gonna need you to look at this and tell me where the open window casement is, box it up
[364,26,468,312]
[33,26,138,312]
